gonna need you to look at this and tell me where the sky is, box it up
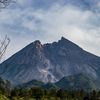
[0,0,100,61]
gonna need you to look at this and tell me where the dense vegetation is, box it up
[0,86,100,100]
[0,77,100,100]
[0,88,100,100]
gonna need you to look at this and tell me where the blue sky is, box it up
[0,0,100,60]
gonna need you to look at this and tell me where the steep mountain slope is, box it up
[18,79,44,89]
[0,37,100,86]
[55,74,100,91]
[20,73,100,91]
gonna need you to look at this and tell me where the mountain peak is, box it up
[58,36,81,50]
[60,36,72,43]
[34,40,41,45]
[61,36,67,40]
[33,40,42,49]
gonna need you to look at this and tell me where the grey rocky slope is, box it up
[0,37,100,86]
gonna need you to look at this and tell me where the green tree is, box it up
[31,87,44,100]
[56,89,67,100]
[90,90,98,100]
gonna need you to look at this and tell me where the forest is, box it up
[0,85,100,100]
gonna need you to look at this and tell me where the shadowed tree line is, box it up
[0,82,100,100]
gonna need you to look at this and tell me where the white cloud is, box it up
[28,4,100,56]
[0,0,100,61]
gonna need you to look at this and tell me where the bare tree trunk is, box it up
[0,35,10,62]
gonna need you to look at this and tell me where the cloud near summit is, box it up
[0,0,100,60]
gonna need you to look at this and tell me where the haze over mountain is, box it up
[0,37,100,89]
[0,0,100,60]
